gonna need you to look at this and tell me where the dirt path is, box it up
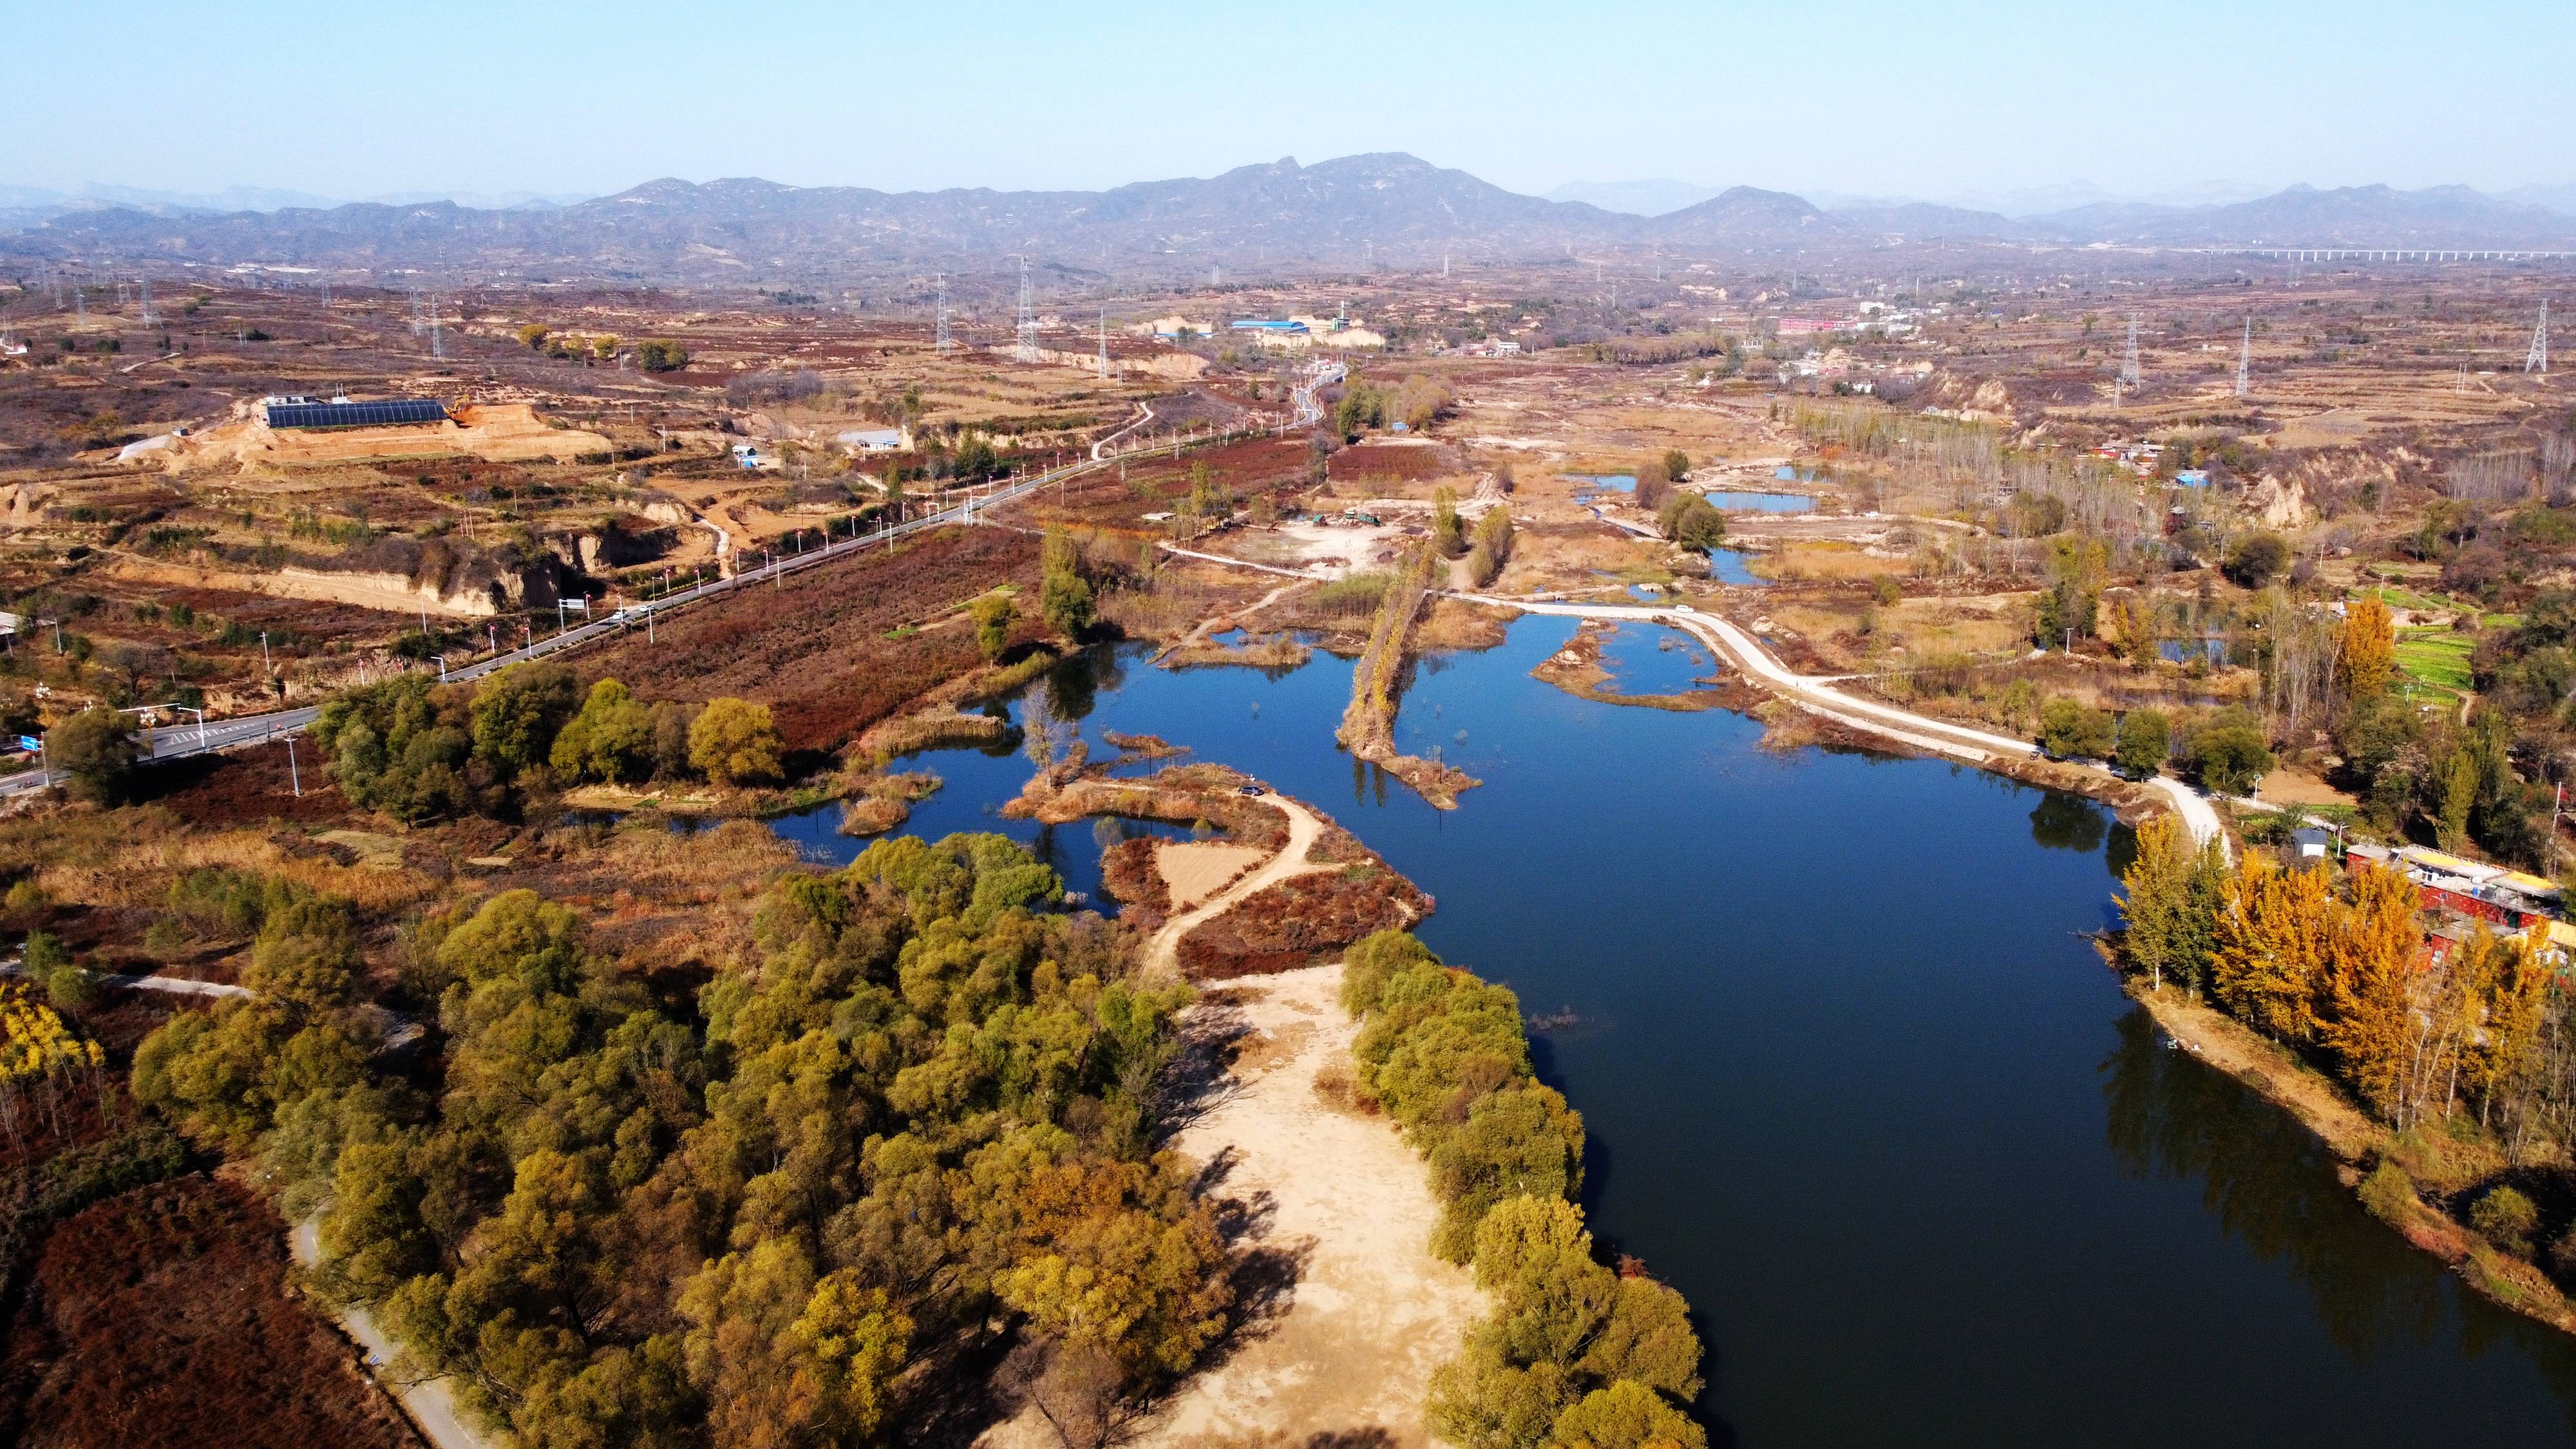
[1144,793,1329,980]
[1154,577,1313,661]
[976,964,1482,1449]
[289,1217,491,1449]
[1134,964,1482,1445]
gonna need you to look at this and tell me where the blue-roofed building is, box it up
[2174,469,2211,488]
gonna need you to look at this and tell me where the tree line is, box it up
[308,663,788,821]
[2116,817,2576,1267]
[1340,931,1708,1449]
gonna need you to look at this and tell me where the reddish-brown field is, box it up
[0,1173,419,1449]
[1327,440,1459,486]
[135,744,350,828]
[582,525,1041,754]
[1176,861,1432,979]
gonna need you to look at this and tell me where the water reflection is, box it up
[2101,1006,2576,1422]
[2029,793,2108,854]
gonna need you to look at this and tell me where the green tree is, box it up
[1580,1277,1704,1401]
[2185,707,2273,796]
[2224,533,2289,589]
[1433,486,1468,557]
[471,662,580,779]
[1427,1081,1586,1260]
[2113,708,2171,779]
[1039,527,1094,639]
[636,339,690,373]
[1660,449,1692,486]
[550,678,656,784]
[1657,494,1726,550]
[2036,696,2116,759]
[2115,813,2228,995]
[310,674,475,820]
[970,594,1016,661]
[46,705,142,804]
[2474,1186,2541,1256]
[1549,1379,1708,1449]
[688,697,784,786]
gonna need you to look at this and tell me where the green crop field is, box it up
[2394,627,2474,695]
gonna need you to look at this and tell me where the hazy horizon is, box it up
[10,0,2572,205]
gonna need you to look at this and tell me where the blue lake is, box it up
[764,620,2576,1448]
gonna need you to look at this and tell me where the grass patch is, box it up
[2394,627,2473,694]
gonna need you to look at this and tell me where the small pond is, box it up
[1706,547,1768,587]
[1705,490,1817,514]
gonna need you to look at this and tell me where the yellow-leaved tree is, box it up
[2341,594,2397,699]
[688,697,784,786]
[2211,854,2336,1042]
[2320,864,2425,1124]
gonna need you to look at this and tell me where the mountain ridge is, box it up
[8,155,2572,281]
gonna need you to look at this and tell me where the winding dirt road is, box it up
[1136,790,1329,980]
[1451,592,2230,853]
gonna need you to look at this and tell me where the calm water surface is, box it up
[1708,489,1818,513]
[769,620,2576,1446]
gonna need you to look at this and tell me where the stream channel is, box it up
[759,615,2576,1446]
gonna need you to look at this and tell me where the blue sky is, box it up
[8,0,2571,202]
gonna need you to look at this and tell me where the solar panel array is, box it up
[265,399,450,429]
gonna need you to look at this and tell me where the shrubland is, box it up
[126,831,1227,1445]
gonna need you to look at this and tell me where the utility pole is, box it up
[285,735,301,797]
[2235,316,2251,397]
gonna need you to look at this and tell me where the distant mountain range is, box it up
[0,182,592,214]
[5,155,2573,285]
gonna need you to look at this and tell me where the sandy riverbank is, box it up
[978,963,1483,1446]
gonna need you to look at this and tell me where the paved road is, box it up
[1448,592,2232,853]
[6,379,1336,799]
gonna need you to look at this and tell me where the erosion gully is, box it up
[755,615,2576,1447]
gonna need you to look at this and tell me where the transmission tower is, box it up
[2529,299,2551,375]
[1097,308,1110,381]
[2235,316,2250,397]
[1013,258,1039,365]
[2119,313,2142,388]
[429,292,445,359]
[138,275,156,327]
[934,272,951,352]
